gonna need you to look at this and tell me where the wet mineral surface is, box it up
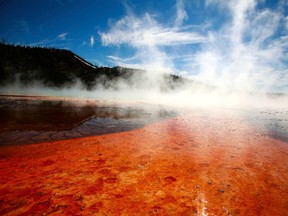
[0,96,288,215]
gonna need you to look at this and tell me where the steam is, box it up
[196,0,288,93]
[100,2,206,74]
[1,0,288,109]
[99,0,288,93]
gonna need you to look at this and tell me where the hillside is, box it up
[0,42,193,91]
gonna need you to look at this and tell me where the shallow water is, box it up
[187,107,288,142]
[1,107,288,215]
[0,96,287,145]
[243,108,288,142]
[0,96,177,145]
[0,96,288,215]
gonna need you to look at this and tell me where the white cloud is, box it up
[30,33,71,48]
[90,35,95,47]
[175,0,188,27]
[200,0,287,91]
[99,8,206,74]
[184,0,288,92]
[99,0,288,92]
[100,13,206,48]
[80,41,87,47]
[57,32,68,40]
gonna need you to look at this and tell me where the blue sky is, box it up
[0,0,288,92]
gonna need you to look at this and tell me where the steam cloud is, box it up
[100,0,288,94]
[1,0,288,109]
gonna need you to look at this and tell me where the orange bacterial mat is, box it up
[1,111,288,215]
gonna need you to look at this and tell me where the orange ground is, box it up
[1,113,288,215]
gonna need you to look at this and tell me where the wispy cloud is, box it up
[99,2,207,74]
[189,0,288,92]
[57,32,68,40]
[100,0,288,92]
[80,41,87,47]
[174,0,188,27]
[30,32,72,48]
[90,36,95,47]
[100,13,206,47]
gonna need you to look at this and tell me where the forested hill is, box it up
[0,42,190,91]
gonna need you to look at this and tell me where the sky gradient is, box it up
[0,0,288,92]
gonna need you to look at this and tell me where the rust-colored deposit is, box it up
[1,113,288,215]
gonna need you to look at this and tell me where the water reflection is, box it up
[233,108,288,142]
[0,96,287,146]
[0,96,177,145]
[181,107,288,142]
